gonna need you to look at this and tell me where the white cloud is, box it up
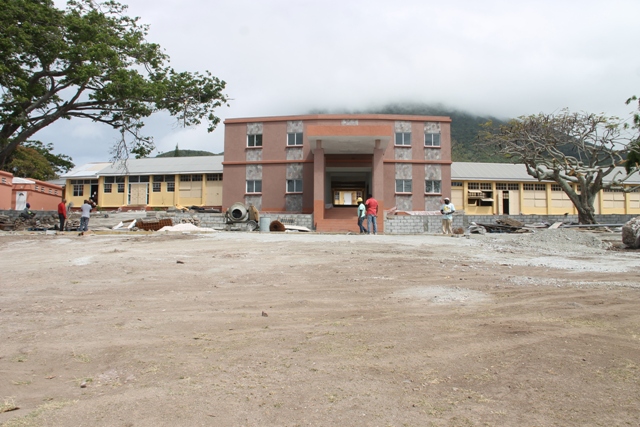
[38,0,640,164]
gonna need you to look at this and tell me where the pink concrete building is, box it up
[0,170,13,210]
[222,114,452,232]
[11,177,64,211]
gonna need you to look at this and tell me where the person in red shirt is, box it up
[57,198,67,232]
[364,194,379,234]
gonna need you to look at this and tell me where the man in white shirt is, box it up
[440,197,455,235]
[79,199,93,234]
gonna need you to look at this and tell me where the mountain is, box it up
[311,103,511,163]
[156,149,220,157]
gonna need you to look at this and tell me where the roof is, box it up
[452,162,640,184]
[12,177,35,184]
[60,162,111,179]
[99,156,223,176]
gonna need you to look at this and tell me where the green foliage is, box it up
[624,95,640,173]
[0,0,228,166]
[2,140,74,179]
[156,149,216,158]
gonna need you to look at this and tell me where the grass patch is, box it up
[1,400,77,427]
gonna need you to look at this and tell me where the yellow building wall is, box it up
[549,190,575,214]
[521,189,547,214]
[205,181,223,206]
[451,188,464,211]
[178,181,204,207]
[101,190,127,207]
[149,185,177,207]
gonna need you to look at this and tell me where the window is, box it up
[395,179,412,193]
[468,182,480,190]
[117,183,125,193]
[395,132,411,146]
[104,183,112,193]
[286,179,302,193]
[128,175,150,183]
[248,134,263,147]
[191,174,203,182]
[496,183,507,190]
[480,183,492,190]
[154,175,175,182]
[167,182,175,192]
[452,182,463,187]
[425,180,442,194]
[180,175,191,182]
[206,173,222,181]
[425,133,441,147]
[73,184,83,197]
[287,132,303,146]
[508,183,519,191]
[153,182,161,192]
[246,180,262,193]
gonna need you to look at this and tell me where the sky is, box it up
[42,0,640,167]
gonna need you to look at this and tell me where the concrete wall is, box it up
[0,171,13,210]
[384,213,639,235]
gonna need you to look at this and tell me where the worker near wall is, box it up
[440,197,456,235]
[20,203,36,219]
[58,198,67,232]
[365,194,379,235]
[356,197,366,234]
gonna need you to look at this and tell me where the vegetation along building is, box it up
[222,114,453,232]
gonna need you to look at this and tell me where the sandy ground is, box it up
[0,227,639,427]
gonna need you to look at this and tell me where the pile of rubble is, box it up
[0,212,76,232]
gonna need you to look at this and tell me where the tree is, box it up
[480,110,639,224]
[3,140,74,180]
[624,95,640,173]
[0,0,228,167]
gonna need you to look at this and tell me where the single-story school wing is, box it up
[60,156,223,210]
[451,162,640,216]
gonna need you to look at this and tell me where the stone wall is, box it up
[383,213,639,235]
[0,209,57,220]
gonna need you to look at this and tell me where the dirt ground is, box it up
[1,227,639,427]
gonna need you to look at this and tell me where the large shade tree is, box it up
[480,110,639,224]
[0,0,228,168]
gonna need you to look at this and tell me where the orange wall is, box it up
[0,171,13,210]
[11,180,64,210]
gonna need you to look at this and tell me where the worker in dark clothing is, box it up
[20,203,36,219]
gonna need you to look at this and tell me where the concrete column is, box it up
[313,141,325,222]
[373,139,385,229]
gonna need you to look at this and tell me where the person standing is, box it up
[440,197,455,235]
[356,197,366,234]
[57,198,67,232]
[365,194,378,235]
[79,199,93,235]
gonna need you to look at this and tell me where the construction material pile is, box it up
[621,216,640,248]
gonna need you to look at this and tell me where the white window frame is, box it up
[425,133,441,147]
[286,179,302,193]
[425,180,442,194]
[395,179,412,193]
[287,132,303,146]
[246,180,262,193]
[247,134,263,147]
[395,132,411,146]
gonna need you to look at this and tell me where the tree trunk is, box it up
[576,206,596,224]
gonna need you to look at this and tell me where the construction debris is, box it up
[621,216,640,248]
[135,218,173,231]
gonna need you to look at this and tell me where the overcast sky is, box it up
[43,0,640,167]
